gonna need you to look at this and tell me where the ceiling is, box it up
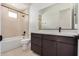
[10,3,31,10]
[2,3,31,11]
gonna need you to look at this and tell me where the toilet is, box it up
[21,38,31,50]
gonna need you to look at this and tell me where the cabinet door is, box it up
[43,39,57,56]
[31,43,42,55]
[57,42,77,56]
[31,33,42,46]
[31,33,42,55]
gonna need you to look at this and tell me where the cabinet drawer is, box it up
[31,33,42,38]
[43,35,57,41]
[56,36,77,45]
[57,42,77,56]
[43,39,56,48]
[31,43,42,55]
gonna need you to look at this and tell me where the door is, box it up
[42,39,57,56]
[57,42,77,56]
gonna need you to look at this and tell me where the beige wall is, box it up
[0,4,1,35]
[78,4,79,33]
[1,6,29,38]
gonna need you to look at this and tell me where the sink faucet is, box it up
[59,27,61,32]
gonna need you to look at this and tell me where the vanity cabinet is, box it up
[31,33,77,56]
[31,33,42,55]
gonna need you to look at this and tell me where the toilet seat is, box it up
[21,39,30,44]
[21,38,31,50]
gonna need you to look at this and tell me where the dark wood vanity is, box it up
[31,33,78,56]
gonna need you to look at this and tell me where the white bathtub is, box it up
[1,36,23,52]
[0,41,1,55]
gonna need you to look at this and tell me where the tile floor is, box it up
[1,47,38,56]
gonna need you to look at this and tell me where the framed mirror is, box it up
[39,3,78,30]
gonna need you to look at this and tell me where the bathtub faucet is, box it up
[22,31,26,39]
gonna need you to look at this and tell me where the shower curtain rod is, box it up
[1,4,29,15]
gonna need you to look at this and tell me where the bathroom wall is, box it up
[78,4,79,33]
[1,6,19,38]
[29,3,53,32]
[77,4,79,56]
[23,10,29,38]
[0,3,1,55]
[29,3,78,34]
[17,12,29,38]
[1,5,29,38]
[0,4,1,35]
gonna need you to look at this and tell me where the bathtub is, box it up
[0,41,1,55]
[1,36,23,52]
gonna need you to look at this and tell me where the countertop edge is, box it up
[31,32,78,38]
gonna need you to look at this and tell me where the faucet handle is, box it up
[59,27,61,32]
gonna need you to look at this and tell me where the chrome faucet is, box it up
[22,31,26,39]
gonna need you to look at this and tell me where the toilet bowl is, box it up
[21,38,31,50]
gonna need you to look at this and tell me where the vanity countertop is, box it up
[31,31,78,37]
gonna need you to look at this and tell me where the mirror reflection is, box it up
[39,3,78,30]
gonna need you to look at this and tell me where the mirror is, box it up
[39,3,78,30]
